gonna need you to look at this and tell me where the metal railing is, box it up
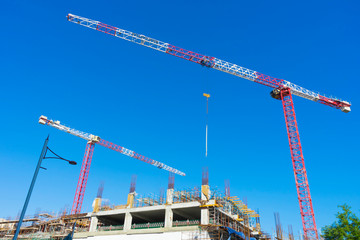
[97,225,124,231]
[173,219,200,227]
[131,222,164,229]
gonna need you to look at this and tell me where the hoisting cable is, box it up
[203,93,210,157]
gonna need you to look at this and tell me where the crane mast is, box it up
[65,13,352,239]
[39,115,185,214]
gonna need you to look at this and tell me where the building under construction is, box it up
[0,173,271,240]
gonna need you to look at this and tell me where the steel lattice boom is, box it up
[65,13,352,239]
[39,115,185,214]
[67,13,351,113]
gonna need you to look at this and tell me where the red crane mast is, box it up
[66,13,351,239]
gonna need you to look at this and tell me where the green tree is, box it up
[321,204,360,240]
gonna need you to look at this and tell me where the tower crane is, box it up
[39,115,185,214]
[66,14,351,239]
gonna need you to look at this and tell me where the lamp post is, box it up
[13,136,76,240]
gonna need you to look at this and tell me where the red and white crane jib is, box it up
[39,115,186,176]
[67,13,351,113]
[39,115,96,142]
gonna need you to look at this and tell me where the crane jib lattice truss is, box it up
[66,13,352,239]
[67,13,350,113]
[39,116,185,215]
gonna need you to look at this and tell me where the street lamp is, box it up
[43,145,77,166]
[13,136,77,240]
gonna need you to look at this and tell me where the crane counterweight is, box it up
[340,102,351,113]
[39,115,47,125]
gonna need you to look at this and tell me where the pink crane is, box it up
[39,115,185,214]
[66,14,351,239]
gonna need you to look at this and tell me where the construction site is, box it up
[1,6,354,240]
[0,170,275,240]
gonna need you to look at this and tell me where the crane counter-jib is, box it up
[66,13,351,113]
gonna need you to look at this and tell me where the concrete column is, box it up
[92,198,102,213]
[166,188,174,204]
[89,216,98,232]
[201,208,209,225]
[124,212,132,231]
[164,207,173,228]
[201,185,210,201]
[200,184,210,225]
[126,193,135,208]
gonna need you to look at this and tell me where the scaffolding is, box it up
[0,212,90,240]
[173,187,201,203]
[135,191,166,207]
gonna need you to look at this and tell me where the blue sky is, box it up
[1,0,359,237]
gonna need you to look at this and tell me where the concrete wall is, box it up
[78,231,182,240]
[74,229,209,240]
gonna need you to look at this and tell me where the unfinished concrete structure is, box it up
[0,173,270,240]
